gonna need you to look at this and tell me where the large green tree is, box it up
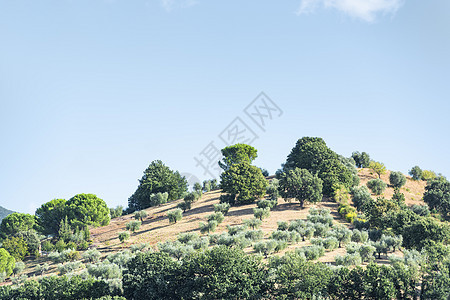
[128,160,188,211]
[219,143,258,171]
[0,213,36,239]
[220,162,267,205]
[352,151,371,168]
[284,137,354,196]
[278,168,323,208]
[35,198,67,236]
[66,194,110,228]
[423,179,450,219]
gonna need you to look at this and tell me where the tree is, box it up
[35,198,67,236]
[219,144,258,171]
[15,230,41,257]
[284,137,354,196]
[0,248,15,277]
[66,194,110,228]
[126,220,141,233]
[369,161,387,179]
[367,179,387,195]
[134,210,147,222]
[278,168,323,208]
[167,209,183,224]
[421,170,437,181]
[220,162,267,205]
[118,232,130,243]
[409,166,423,181]
[110,206,123,219]
[1,236,28,260]
[123,252,181,300]
[402,217,450,250]
[128,160,188,211]
[181,246,270,299]
[423,179,450,219]
[389,171,406,188]
[0,213,36,238]
[352,151,371,168]
[253,208,270,220]
[193,182,202,193]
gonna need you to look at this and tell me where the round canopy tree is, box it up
[278,168,323,208]
[66,193,110,228]
[219,143,258,171]
[35,198,67,236]
[0,213,36,239]
[220,162,267,205]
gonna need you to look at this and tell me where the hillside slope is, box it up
[0,205,14,223]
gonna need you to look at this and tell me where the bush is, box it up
[131,243,150,253]
[58,261,83,275]
[271,230,301,243]
[351,229,369,243]
[253,207,270,220]
[177,233,199,244]
[110,206,124,219]
[157,241,195,260]
[243,218,262,229]
[83,248,101,263]
[1,237,28,260]
[335,253,362,266]
[313,223,328,237]
[41,240,55,252]
[87,262,122,280]
[359,244,376,262]
[177,201,191,212]
[214,203,231,216]
[244,230,264,241]
[254,240,278,257]
[328,225,352,248]
[307,213,333,227]
[118,232,130,243]
[227,225,247,236]
[217,233,251,249]
[107,250,134,268]
[277,221,289,231]
[411,204,430,217]
[367,179,386,195]
[256,199,276,209]
[167,209,183,224]
[199,220,218,234]
[207,212,225,224]
[126,220,141,233]
[13,261,25,276]
[296,245,325,260]
[187,237,209,250]
[409,166,423,181]
[35,263,49,275]
[134,211,148,222]
[322,237,338,250]
[389,171,407,188]
[421,170,437,181]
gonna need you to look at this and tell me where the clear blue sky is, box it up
[1,1,449,213]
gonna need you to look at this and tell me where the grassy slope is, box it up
[9,169,427,284]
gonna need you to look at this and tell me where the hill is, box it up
[0,205,14,223]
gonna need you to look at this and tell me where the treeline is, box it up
[1,245,449,299]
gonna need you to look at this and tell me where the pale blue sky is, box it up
[1,1,449,213]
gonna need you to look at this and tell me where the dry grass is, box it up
[8,168,427,285]
[357,168,426,206]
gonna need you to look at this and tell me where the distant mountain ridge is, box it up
[0,205,15,223]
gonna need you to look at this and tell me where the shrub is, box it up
[328,225,352,248]
[253,207,270,220]
[243,218,262,229]
[359,243,376,262]
[13,261,25,276]
[35,263,49,275]
[110,206,124,219]
[322,237,338,250]
[313,223,328,237]
[307,213,333,226]
[217,233,251,249]
[296,245,325,260]
[83,249,101,263]
[177,233,199,244]
[87,262,122,280]
[207,212,225,224]
[421,170,437,181]
[107,250,134,268]
[41,240,55,252]
[277,221,289,231]
[254,240,278,257]
[351,186,372,211]
[58,261,83,275]
[411,204,430,217]
[130,243,150,253]
[199,221,218,234]
[214,203,231,216]
[118,232,130,243]
[256,199,276,209]
[389,171,407,188]
[157,241,195,260]
[335,253,362,266]
[126,221,141,233]
[1,237,27,260]
[244,230,264,241]
[227,225,247,236]
[167,209,183,224]
[187,237,209,250]
[367,179,386,195]
[271,230,301,243]
[134,211,148,222]
[409,166,423,180]
[177,201,191,212]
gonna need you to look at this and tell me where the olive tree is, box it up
[278,167,323,208]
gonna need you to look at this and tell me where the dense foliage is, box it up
[127,160,188,212]
[218,143,258,171]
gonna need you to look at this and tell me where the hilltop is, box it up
[0,206,14,223]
